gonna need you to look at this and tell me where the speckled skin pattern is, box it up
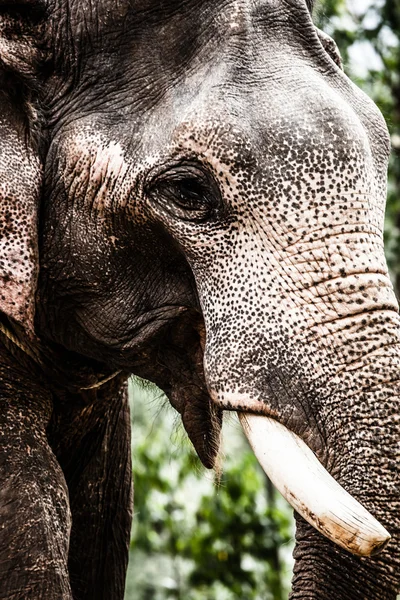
[0,0,398,598]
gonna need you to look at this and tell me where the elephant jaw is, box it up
[239,413,390,557]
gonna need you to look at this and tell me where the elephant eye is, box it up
[145,165,219,223]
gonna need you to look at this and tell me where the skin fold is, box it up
[0,0,398,598]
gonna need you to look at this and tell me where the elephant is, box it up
[0,0,398,598]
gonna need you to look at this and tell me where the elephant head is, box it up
[0,0,398,599]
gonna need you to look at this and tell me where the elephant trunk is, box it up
[289,371,400,599]
[291,509,399,599]
[212,317,400,597]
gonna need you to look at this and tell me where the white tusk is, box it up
[238,413,390,557]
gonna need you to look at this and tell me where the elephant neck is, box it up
[38,347,127,404]
[0,315,127,399]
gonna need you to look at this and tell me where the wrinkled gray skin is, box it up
[0,0,399,598]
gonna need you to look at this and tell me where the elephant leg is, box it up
[0,395,72,599]
[48,378,133,600]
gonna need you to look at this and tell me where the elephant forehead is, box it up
[169,83,373,164]
[139,62,384,195]
[158,116,383,248]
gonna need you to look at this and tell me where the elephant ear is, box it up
[0,1,46,332]
[316,28,343,70]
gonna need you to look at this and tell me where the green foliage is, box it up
[126,379,293,600]
[184,456,290,599]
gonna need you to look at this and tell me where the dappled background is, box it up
[124,2,400,598]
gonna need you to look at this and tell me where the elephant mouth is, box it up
[130,310,390,557]
[203,362,391,557]
[129,309,223,469]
